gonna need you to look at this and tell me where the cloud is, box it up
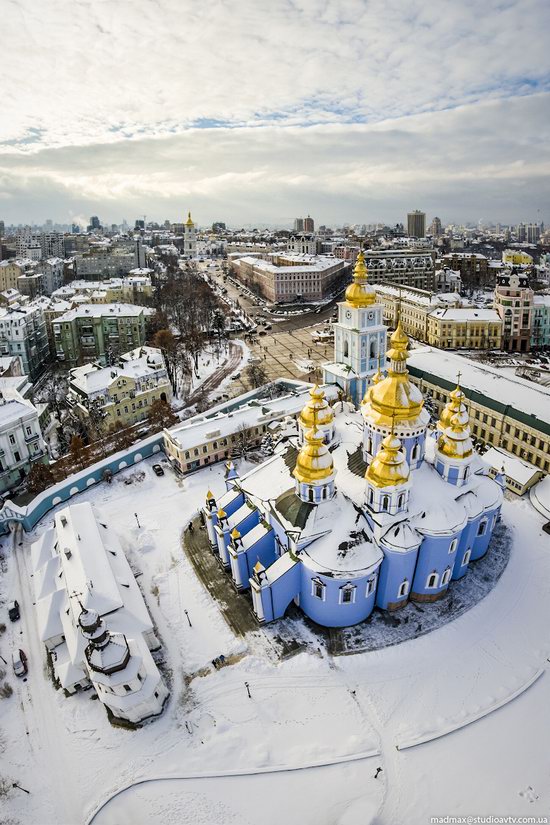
[1,0,549,223]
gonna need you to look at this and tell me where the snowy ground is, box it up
[1,456,550,825]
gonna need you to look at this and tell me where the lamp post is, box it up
[134,512,141,528]
[184,609,192,627]
[244,681,251,699]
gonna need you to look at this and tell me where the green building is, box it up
[53,303,150,367]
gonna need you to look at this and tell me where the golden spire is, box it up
[230,527,241,540]
[206,489,215,500]
[293,426,334,484]
[437,406,473,459]
[438,373,466,432]
[186,211,194,227]
[366,425,410,489]
[299,384,334,427]
[217,508,226,518]
[386,321,409,366]
[344,250,376,308]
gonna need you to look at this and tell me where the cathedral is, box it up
[202,252,504,628]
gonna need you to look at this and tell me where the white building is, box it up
[0,382,47,494]
[32,503,169,724]
[0,301,50,378]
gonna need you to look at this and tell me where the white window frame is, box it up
[426,572,439,589]
[477,520,487,536]
[462,549,471,566]
[398,579,409,598]
[381,495,390,512]
[366,577,376,597]
[339,583,356,605]
[311,578,326,601]
[441,567,452,586]
[449,539,458,554]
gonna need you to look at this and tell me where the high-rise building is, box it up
[293,217,305,232]
[303,215,314,233]
[527,223,541,244]
[429,216,442,237]
[407,210,426,238]
[89,216,101,231]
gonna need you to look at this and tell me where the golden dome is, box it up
[344,251,376,308]
[438,384,466,431]
[366,432,410,489]
[186,211,194,227]
[293,426,334,484]
[437,411,473,459]
[362,323,426,426]
[299,384,334,427]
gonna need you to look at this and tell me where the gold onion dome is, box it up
[344,251,376,308]
[293,426,334,484]
[362,323,425,425]
[299,384,334,427]
[437,411,473,459]
[438,384,467,431]
[366,432,410,489]
[186,211,194,227]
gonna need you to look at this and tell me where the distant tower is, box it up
[293,217,305,232]
[303,215,315,233]
[407,210,426,238]
[183,211,197,258]
[430,216,442,237]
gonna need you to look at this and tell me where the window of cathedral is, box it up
[398,580,409,598]
[398,493,405,509]
[462,549,471,566]
[311,578,326,600]
[449,539,458,554]
[441,568,452,586]
[339,583,356,604]
[477,520,487,536]
[381,495,390,511]
[366,578,376,596]
[426,572,438,589]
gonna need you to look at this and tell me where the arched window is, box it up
[426,572,438,589]
[339,583,356,604]
[366,437,372,454]
[398,493,405,509]
[382,495,390,512]
[311,578,325,600]
[368,488,374,505]
[411,443,419,461]
[366,578,376,596]
[308,487,314,502]
[462,549,471,566]
[321,486,327,500]
[441,567,451,585]
[343,340,349,358]
[398,580,409,598]
[449,539,458,554]
[477,520,487,536]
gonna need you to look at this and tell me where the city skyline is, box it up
[1,0,549,225]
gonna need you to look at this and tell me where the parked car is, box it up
[12,648,28,677]
[8,600,20,622]
[543,521,550,535]
[152,464,165,477]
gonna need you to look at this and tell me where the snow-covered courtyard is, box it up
[1,456,550,825]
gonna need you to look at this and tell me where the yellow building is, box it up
[67,346,172,431]
[502,249,533,267]
[0,261,26,292]
[427,308,503,350]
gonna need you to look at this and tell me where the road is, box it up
[183,339,244,409]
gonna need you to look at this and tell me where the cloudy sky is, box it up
[1,0,549,227]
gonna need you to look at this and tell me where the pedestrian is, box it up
[374,767,383,779]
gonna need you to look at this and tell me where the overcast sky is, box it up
[1,0,549,227]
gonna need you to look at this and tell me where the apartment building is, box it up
[439,253,489,287]
[0,302,50,378]
[426,308,503,350]
[531,295,550,350]
[0,383,48,494]
[407,347,550,474]
[67,346,171,431]
[374,284,461,341]
[494,270,533,352]
[53,303,150,367]
[362,249,436,291]
[52,274,153,305]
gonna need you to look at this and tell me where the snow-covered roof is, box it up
[0,383,40,428]
[69,348,166,395]
[429,308,501,322]
[482,446,542,486]
[54,303,149,322]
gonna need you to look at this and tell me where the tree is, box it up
[69,435,86,470]
[147,399,178,431]
[246,362,269,389]
[108,422,135,452]
[153,328,180,395]
[25,462,55,494]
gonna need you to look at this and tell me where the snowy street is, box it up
[1,457,549,825]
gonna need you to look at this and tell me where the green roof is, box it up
[274,489,314,529]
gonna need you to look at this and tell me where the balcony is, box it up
[25,432,40,443]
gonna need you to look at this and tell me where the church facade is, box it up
[201,253,504,629]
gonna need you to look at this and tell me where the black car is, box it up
[8,600,20,621]
[152,464,165,477]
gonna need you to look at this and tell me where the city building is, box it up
[407,347,550,474]
[494,270,534,352]
[16,228,65,260]
[439,253,490,288]
[41,257,65,295]
[31,502,169,723]
[323,251,387,405]
[183,212,197,258]
[362,249,436,291]
[74,239,146,279]
[531,295,550,350]
[202,327,503,628]
[293,218,305,232]
[502,249,533,268]
[429,217,442,237]
[52,274,153,305]
[426,308,502,350]
[0,301,50,378]
[0,259,34,292]
[373,284,462,342]
[287,234,318,255]
[53,303,150,367]
[232,254,348,302]
[164,381,339,474]
[67,346,172,431]
[407,210,426,238]
[482,446,544,496]
[303,215,315,233]
[0,382,48,494]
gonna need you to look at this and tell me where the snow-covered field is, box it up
[1,457,550,825]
